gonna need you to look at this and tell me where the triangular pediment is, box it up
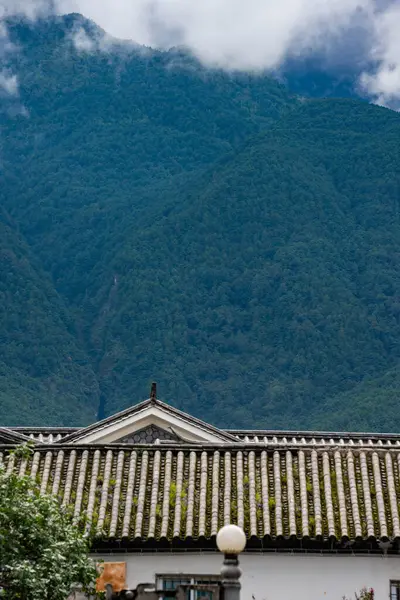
[62,397,237,444]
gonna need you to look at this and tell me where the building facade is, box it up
[2,386,400,599]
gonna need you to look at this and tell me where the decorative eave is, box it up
[9,427,79,443]
[10,428,400,449]
[230,428,400,441]
[10,427,400,449]
[228,430,400,448]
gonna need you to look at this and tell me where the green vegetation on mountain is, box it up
[0,15,399,430]
[0,210,98,425]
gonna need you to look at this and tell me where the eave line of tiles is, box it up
[386,454,400,538]
[73,449,88,524]
[110,450,125,537]
[211,451,219,536]
[347,451,362,539]
[160,450,172,538]
[97,449,113,533]
[360,451,375,538]
[236,451,244,530]
[198,451,208,537]
[334,451,348,539]
[172,451,184,538]
[286,451,296,537]
[135,450,149,538]
[311,450,322,537]
[86,449,100,533]
[298,451,309,537]
[372,452,387,539]
[249,451,257,537]
[185,451,196,537]
[273,451,282,536]
[122,451,137,538]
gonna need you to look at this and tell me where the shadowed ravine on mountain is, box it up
[0,14,400,430]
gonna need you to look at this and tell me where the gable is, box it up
[62,393,237,445]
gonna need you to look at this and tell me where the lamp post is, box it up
[216,525,246,600]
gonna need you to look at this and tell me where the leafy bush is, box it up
[0,445,98,600]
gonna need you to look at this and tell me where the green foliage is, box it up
[0,445,98,600]
[0,15,400,431]
[0,211,99,425]
[343,588,374,600]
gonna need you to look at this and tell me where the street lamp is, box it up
[216,525,246,600]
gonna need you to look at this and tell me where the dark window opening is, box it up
[390,581,400,600]
[156,575,220,600]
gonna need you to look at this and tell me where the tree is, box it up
[0,445,98,600]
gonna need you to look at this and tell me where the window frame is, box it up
[156,574,221,600]
[390,580,400,600]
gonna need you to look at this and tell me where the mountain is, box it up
[0,14,400,430]
[0,209,99,425]
[277,54,364,101]
[86,99,400,429]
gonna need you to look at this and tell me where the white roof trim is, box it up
[70,401,234,444]
[0,427,30,444]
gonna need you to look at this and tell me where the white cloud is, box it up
[0,15,15,55]
[70,25,96,51]
[53,0,374,69]
[359,3,400,106]
[0,69,18,95]
[0,0,51,20]
[0,9,19,98]
[68,21,122,53]
[0,0,400,103]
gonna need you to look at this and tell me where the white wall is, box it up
[94,552,400,600]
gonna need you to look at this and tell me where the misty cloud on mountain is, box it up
[1,0,399,105]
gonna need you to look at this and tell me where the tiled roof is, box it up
[11,425,400,448]
[229,431,400,448]
[2,444,400,550]
[10,427,79,443]
[0,428,30,444]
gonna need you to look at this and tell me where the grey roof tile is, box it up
[4,445,400,545]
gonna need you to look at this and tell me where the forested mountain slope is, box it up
[84,100,400,429]
[0,14,399,429]
[1,15,292,300]
[0,210,98,425]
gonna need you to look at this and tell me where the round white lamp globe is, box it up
[216,524,246,554]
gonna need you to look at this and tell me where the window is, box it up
[391,581,400,600]
[161,577,190,597]
[156,575,220,600]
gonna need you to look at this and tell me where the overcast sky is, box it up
[0,0,400,105]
